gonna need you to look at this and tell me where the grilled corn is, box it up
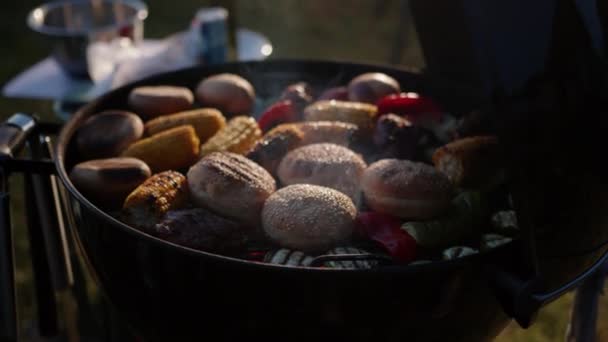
[200,116,261,157]
[122,170,188,230]
[303,100,377,132]
[144,108,226,143]
[121,125,200,173]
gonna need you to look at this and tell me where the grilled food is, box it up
[199,116,261,157]
[121,125,200,173]
[294,121,359,146]
[401,192,484,248]
[303,100,377,132]
[277,143,367,201]
[128,86,194,119]
[122,171,189,230]
[262,184,357,253]
[187,152,276,224]
[432,136,503,190]
[69,157,151,208]
[372,114,418,160]
[144,108,226,143]
[195,73,255,117]
[347,72,400,104]
[153,208,248,253]
[246,124,303,176]
[76,110,143,159]
[362,159,453,219]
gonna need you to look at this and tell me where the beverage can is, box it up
[189,7,229,65]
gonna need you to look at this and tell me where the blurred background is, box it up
[0,1,606,341]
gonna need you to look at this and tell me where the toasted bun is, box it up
[362,159,453,219]
[262,184,357,253]
[187,152,276,224]
[277,143,367,201]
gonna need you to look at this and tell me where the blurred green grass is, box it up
[0,1,606,341]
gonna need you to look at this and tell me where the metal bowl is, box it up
[27,0,148,79]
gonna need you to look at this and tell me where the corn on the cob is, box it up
[122,170,188,230]
[303,100,377,132]
[144,108,226,143]
[200,116,261,157]
[121,125,200,173]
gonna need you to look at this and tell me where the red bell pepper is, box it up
[355,212,417,264]
[257,100,298,133]
[377,92,443,124]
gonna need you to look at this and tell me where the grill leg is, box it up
[565,261,607,342]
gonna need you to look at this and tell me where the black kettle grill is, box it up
[1,1,608,341]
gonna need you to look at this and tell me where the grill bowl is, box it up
[53,60,608,341]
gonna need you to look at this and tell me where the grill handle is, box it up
[0,113,36,160]
[486,252,608,329]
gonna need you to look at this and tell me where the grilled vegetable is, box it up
[303,100,377,132]
[200,116,261,157]
[432,136,503,190]
[356,212,417,264]
[401,192,485,249]
[246,124,303,176]
[257,100,298,132]
[122,171,189,230]
[376,92,443,125]
[144,108,226,143]
[121,125,200,173]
